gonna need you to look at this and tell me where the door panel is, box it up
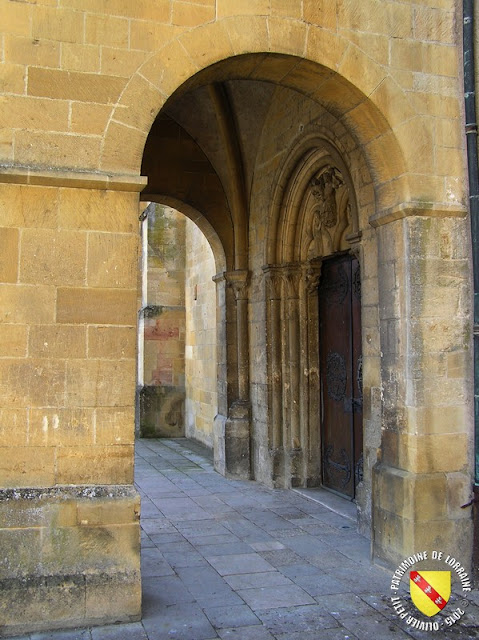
[319,254,362,498]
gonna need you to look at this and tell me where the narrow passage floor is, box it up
[12,438,479,640]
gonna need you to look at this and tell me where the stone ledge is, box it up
[0,165,147,192]
[0,484,138,502]
[369,201,467,227]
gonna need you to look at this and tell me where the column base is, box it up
[213,413,227,476]
[0,485,141,637]
[270,447,286,487]
[372,462,472,570]
[289,448,304,488]
[224,401,251,480]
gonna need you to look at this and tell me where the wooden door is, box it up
[319,254,363,499]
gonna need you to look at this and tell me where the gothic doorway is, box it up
[319,253,362,499]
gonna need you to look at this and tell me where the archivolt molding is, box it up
[269,136,360,267]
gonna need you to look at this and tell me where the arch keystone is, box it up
[223,15,269,55]
[179,21,234,68]
[140,40,200,96]
[267,17,309,57]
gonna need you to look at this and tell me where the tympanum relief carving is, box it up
[306,165,352,259]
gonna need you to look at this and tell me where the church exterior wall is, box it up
[0,0,474,634]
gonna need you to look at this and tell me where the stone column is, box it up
[223,270,251,479]
[212,272,229,475]
[304,258,323,485]
[282,264,302,486]
[263,265,285,484]
[0,169,145,636]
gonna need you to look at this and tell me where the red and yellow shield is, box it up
[410,571,451,617]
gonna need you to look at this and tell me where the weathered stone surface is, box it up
[0,227,18,283]
[57,287,137,325]
[0,1,475,635]
[139,386,184,439]
[185,215,217,448]
[0,485,140,635]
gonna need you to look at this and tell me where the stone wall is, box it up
[0,182,142,636]
[139,205,186,439]
[185,218,217,448]
[0,0,475,634]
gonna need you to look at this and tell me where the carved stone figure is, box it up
[310,166,343,228]
[307,165,351,258]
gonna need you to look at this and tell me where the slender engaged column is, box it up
[281,264,301,486]
[263,265,284,483]
[262,266,283,449]
[223,270,251,479]
[283,265,301,450]
[303,259,323,484]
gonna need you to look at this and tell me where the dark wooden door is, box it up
[319,254,363,499]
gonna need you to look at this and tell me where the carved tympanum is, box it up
[307,165,352,259]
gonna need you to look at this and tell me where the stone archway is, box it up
[134,47,411,488]
[136,47,471,566]
[0,9,473,634]
[137,201,223,453]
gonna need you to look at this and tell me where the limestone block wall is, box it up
[139,205,186,438]
[0,184,139,485]
[185,217,218,448]
[0,0,475,633]
[0,181,142,635]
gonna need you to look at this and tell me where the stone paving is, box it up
[9,438,479,640]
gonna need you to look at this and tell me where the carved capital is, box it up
[262,264,283,300]
[347,235,362,261]
[225,270,250,300]
[304,257,323,294]
[212,272,226,285]
[282,263,302,299]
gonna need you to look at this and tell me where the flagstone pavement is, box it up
[8,438,479,640]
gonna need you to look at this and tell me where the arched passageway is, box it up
[137,202,219,450]
[0,8,472,633]
[138,52,392,534]
[138,50,471,572]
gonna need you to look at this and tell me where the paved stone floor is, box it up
[9,438,479,639]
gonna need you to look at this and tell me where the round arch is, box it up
[100,16,413,213]
[144,195,227,274]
